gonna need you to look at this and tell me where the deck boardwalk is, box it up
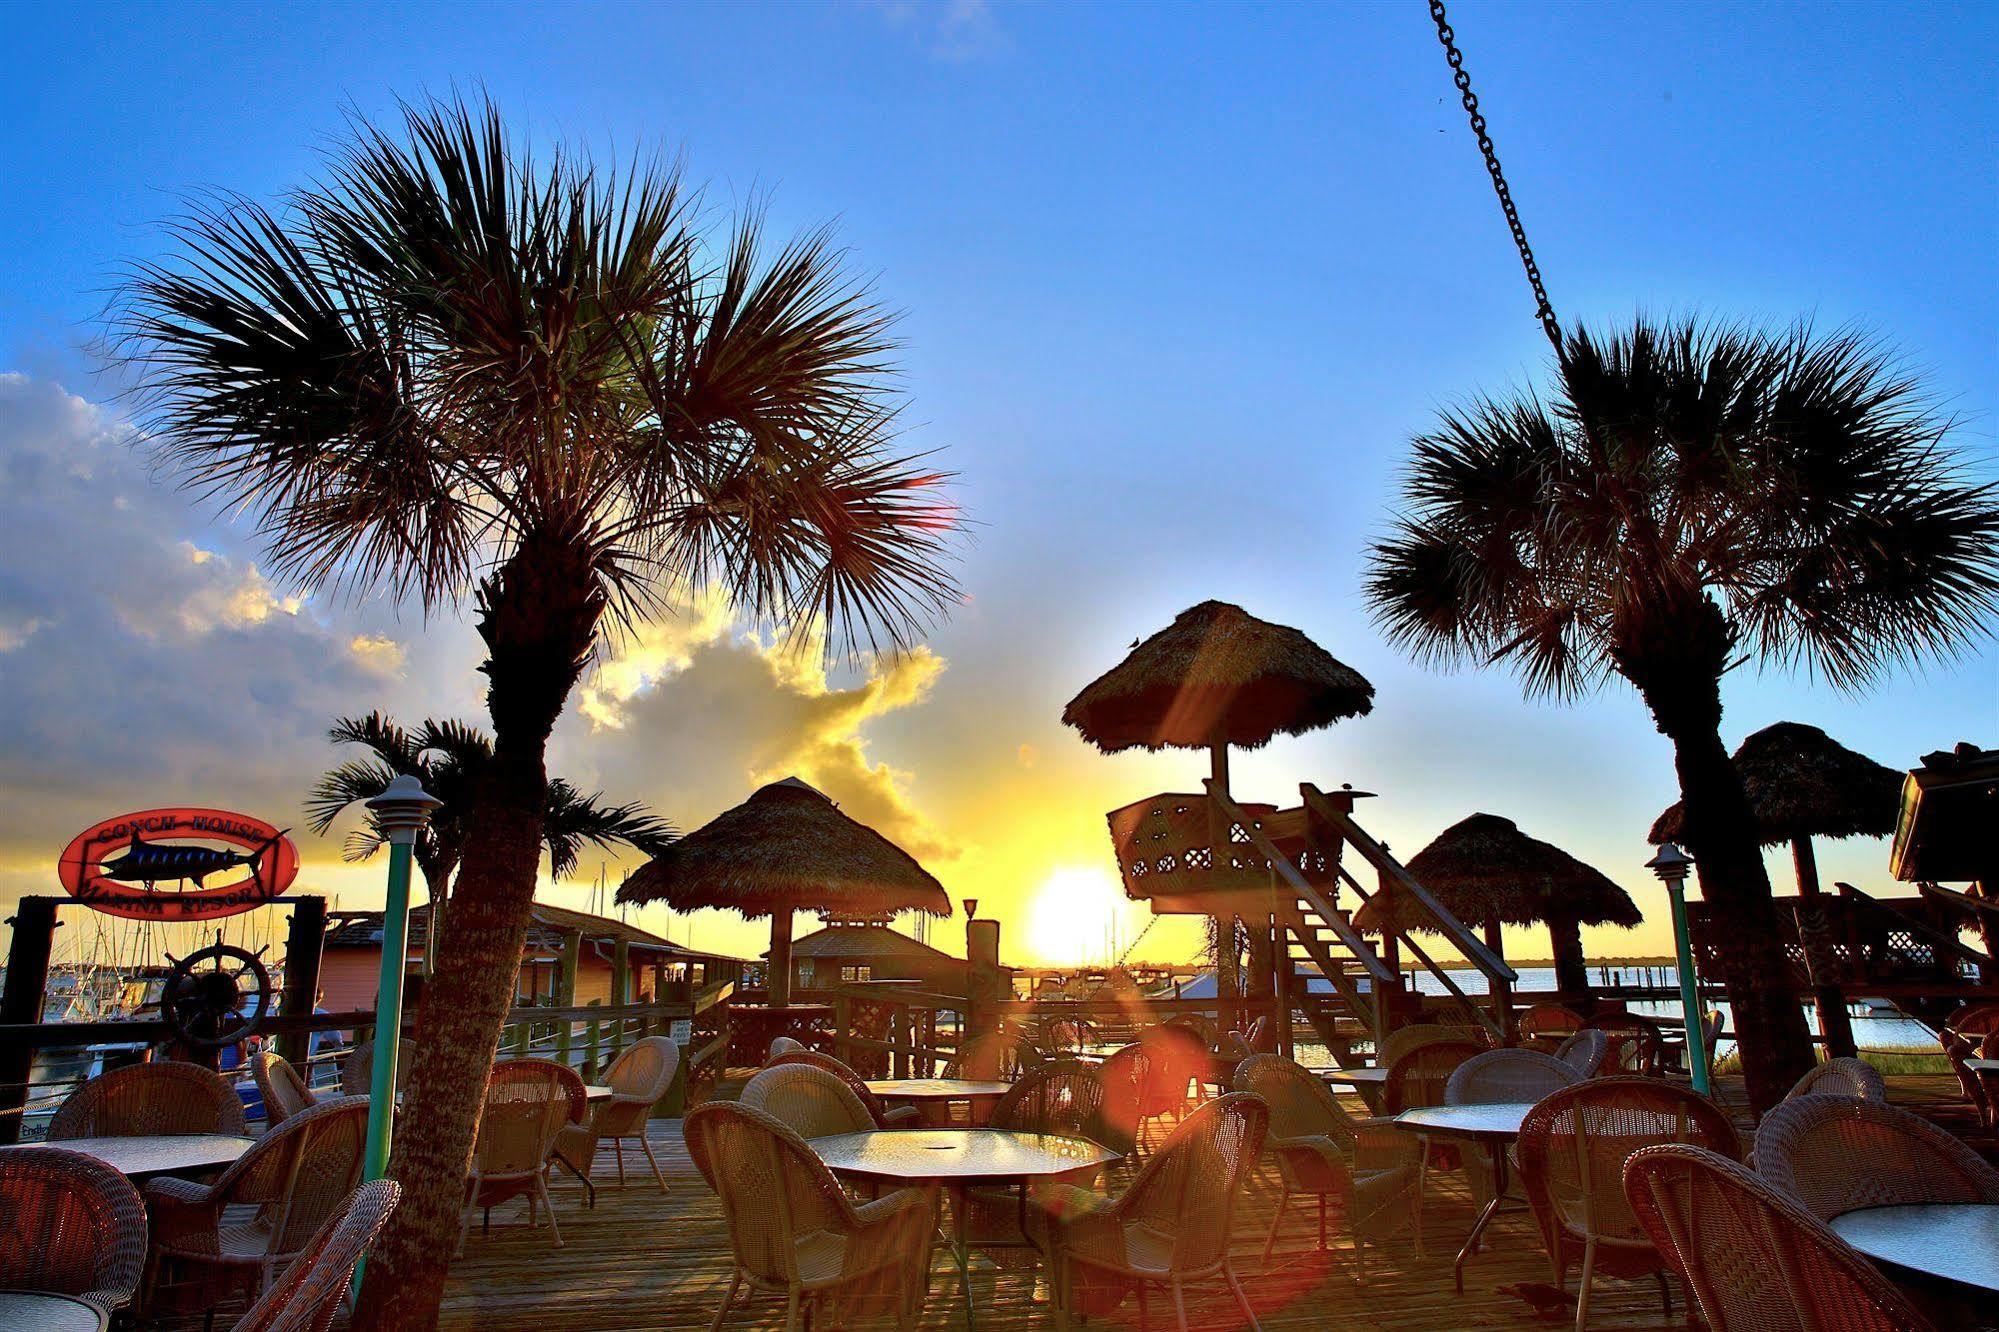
[430,1075,1978,1332]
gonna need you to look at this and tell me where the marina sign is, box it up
[57,808,299,921]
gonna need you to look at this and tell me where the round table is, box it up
[1830,1203,1999,1294]
[3,1134,254,1181]
[583,1084,613,1102]
[1393,1103,1538,1292]
[813,1128,1121,1331]
[1315,1065,1388,1108]
[0,1291,109,1331]
[864,1079,1011,1126]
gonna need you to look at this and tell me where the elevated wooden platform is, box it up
[423,1075,1977,1332]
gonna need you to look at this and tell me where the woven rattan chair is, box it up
[1782,1056,1886,1103]
[1165,1012,1217,1048]
[459,1059,583,1254]
[1752,1094,1999,1223]
[1624,1144,1938,1332]
[337,1038,413,1097]
[1135,1023,1207,1143]
[1581,1012,1667,1077]
[1517,1076,1739,1330]
[50,1060,248,1140]
[1034,1093,1269,1332]
[1519,1004,1585,1054]
[251,1051,317,1127]
[740,1062,877,1141]
[1234,1055,1416,1274]
[1382,1037,1486,1115]
[1945,1001,1999,1038]
[552,1036,680,1202]
[1446,1049,1580,1209]
[1038,1016,1091,1056]
[0,1144,148,1316]
[1554,1028,1610,1078]
[1090,1043,1152,1156]
[686,1100,935,1332]
[765,1049,921,1128]
[143,1094,370,1313]
[1377,1023,1481,1073]
[1942,1030,1994,1131]
[943,1031,1033,1081]
[964,1061,1113,1260]
[229,1179,400,1332]
[767,1035,808,1061]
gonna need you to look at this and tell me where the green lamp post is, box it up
[1646,842,1710,1094]
[360,773,442,1180]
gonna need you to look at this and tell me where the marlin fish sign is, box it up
[59,809,300,921]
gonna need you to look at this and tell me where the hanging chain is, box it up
[1429,0,1564,353]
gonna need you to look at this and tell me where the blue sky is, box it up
[0,1,1993,967]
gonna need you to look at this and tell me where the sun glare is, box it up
[1024,866,1128,967]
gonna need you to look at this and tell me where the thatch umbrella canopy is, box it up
[1648,722,1901,853]
[618,777,948,1004]
[1062,600,1375,759]
[1355,813,1640,1002]
[1649,721,1899,1058]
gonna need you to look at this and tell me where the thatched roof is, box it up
[1062,600,1374,752]
[1354,813,1641,933]
[617,778,950,919]
[1649,722,1901,847]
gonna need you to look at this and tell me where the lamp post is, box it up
[1646,842,1709,1094]
[360,774,442,1182]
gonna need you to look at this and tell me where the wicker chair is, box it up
[251,1051,317,1127]
[0,1145,148,1316]
[1034,1093,1269,1332]
[337,1039,413,1097]
[1554,1028,1610,1078]
[686,1100,935,1332]
[1377,1023,1483,1072]
[767,1035,808,1061]
[765,1048,922,1128]
[1234,1055,1417,1273]
[943,1031,1033,1081]
[1942,1029,1993,1131]
[1624,1144,1938,1332]
[50,1060,249,1140]
[1090,1043,1152,1156]
[1382,1037,1486,1115]
[1446,1049,1579,1209]
[964,1061,1113,1260]
[1038,1016,1091,1056]
[459,1059,583,1254]
[1517,1076,1739,1330]
[1782,1056,1886,1103]
[143,1094,370,1313]
[1580,1012,1667,1077]
[740,1062,877,1141]
[1519,1004,1585,1054]
[552,1036,681,1202]
[1135,1023,1208,1143]
[1165,1012,1217,1048]
[229,1179,400,1332]
[1944,1001,1999,1038]
[1752,1094,1999,1223]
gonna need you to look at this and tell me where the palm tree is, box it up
[305,711,676,964]
[115,97,957,1326]
[1367,317,1999,1111]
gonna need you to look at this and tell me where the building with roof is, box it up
[779,917,1012,997]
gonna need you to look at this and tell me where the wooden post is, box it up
[0,897,58,1145]
[1483,918,1513,1045]
[1273,917,1295,1057]
[275,896,327,1068]
[768,904,794,1007]
[609,939,631,1064]
[965,918,1002,1078]
[554,929,581,1065]
[1208,735,1239,1038]
[893,1001,911,1079]
[1792,836,1857,1059]
[584,999,602,1080]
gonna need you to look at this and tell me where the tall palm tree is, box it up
[115,97,957,1326]
[305,712,676,961]
[1367,318,1999,1111]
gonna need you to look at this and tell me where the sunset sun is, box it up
[1024,865,1130,966]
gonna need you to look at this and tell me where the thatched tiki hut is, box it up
[1063,600,1374,1022]
[1358,813,1639,1007]
[1651,721,1902,1057]
[618,778,949,1006]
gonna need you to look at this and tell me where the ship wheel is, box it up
[161,935,273,1049]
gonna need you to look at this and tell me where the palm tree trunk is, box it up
[358,537,604,1329]
[1635,665,1815,1113]
[1546,915,1593,1011]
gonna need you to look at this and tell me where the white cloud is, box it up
[864,0,1008,61]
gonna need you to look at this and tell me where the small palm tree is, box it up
[1367,317,1999,1111]
[305,712,675,962]
[116,96,957,1324]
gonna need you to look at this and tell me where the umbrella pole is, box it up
[1210,736,1240,1038]
[768,903,794,1007]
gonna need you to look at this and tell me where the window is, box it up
[840,964,873,984]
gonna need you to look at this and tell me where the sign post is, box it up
[1646,843,1709,1095]
[354,774,441,1294]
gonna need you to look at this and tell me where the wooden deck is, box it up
[430,1074,1981,1332]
